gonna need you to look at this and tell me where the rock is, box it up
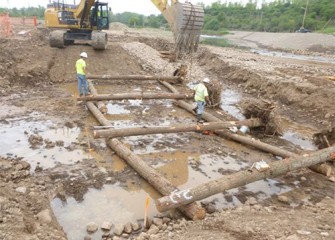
[300,176,307,181]
[15,187,27,194]
[136,232,149,240]
[296,230,311,235]
[113,224,124,236]
[245,197,257,206]
[320,232,329,236]
[147,224,159,235]
[162,217,171,224]
[86,222,98,233]
[132,222,141,231]
[36,209,52,224]
[152,218,163,227]
[278,195,290,203]
[124,222,132,233]
[84,236,92,240]
[205,203,217,214]
[101,221,112,231]
[317,224,331,230]
[328,176,335,182]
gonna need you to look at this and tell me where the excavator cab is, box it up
[45,0,109,50]
[90,2,109,30]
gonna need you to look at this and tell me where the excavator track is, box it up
[49,30,66,48]
[91,31,107,50]
[163,2,204,53]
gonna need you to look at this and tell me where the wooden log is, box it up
[85,101,206,220]
[88,81,107,114]
[160,81,331,176]
[155,146,335,212]
[78,92,193,101]
[93,118,263,139]
[87,74,182,83]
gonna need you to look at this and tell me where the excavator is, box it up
[44,0,204,52]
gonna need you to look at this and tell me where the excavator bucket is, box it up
[163,2,204,53]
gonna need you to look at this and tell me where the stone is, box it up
[15,187,27,194]
[162,217,171,224]
[137,232,149,240]
[278,195,290,203]
[124,222,132,233]
[101,221,112,231]
[86,222,98,233]
[132,222,141,231]
[245,197,257,206]
[317,224,331,230]
[320,232,329,236]
[152,218,163,227]
[36,209,52,224]
[296,230,311,235]
[84,236,92,240]
[147,224,159,235]
[113,224,124,236]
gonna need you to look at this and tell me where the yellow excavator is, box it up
[44,0,204,52]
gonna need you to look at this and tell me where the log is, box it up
[160,81,331,176]
[85,100,206,220]
[93,118,263,139]
[78,92,193,101]
[155,145,335,212]
[88,81,107,114]
[87,74,182,83]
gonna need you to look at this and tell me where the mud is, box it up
[0,24,334,240]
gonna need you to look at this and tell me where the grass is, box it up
[318,27,335,34]
[199,38,232,48]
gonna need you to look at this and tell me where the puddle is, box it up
[152,152,291,209]
[53,150,292,239]
[252,49,335,64]
[278,117,317,150]
[106,103,130,114]
[220,88,245,120]
[0,119,87,171]
[125,133,190,154]
[51,184,157,240]
[281,131,316,150]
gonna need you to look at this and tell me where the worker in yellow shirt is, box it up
[193,78,212,123]
[76,52,92,97]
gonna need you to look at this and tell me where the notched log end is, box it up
[313,127,335,149]
[240,98,281,135]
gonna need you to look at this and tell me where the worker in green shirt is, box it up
[193,78,212,123]
[76,52,92,97]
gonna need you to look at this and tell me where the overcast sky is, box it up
[0,0,263,15]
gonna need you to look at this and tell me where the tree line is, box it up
[0,0,334,33]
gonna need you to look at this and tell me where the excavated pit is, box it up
[0,24,334,240]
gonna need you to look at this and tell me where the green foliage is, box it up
[111,12,166,28]
[200,37,232,47]
[0,6,45,19]
[202,0,335,33]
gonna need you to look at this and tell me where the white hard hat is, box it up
[80,52,88,58]
[202,77,210,83]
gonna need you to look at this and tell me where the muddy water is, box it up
[52,149,292,240]
[0,116,86,171]
[51,184,157,240]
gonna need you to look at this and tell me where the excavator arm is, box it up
[150,0,204,53]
